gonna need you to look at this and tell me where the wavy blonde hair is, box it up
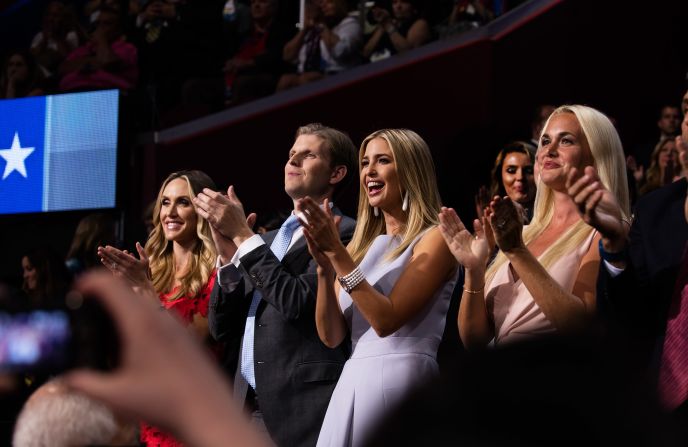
[145,170,217,300]
[348,129,442,264]
[640,137,680,196]
[486,105,631,285]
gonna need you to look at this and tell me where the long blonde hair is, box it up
[145,170,217,300]
[486,105,631,285]
[640,137,680,196]
[348,129,442,264]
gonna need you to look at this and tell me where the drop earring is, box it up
[373,206,379,217]
[402,191,409,212]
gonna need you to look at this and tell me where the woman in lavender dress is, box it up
[297,129,459,447]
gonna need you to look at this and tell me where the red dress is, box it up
[139,270,217,447]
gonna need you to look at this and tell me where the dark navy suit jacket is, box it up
[598,178,688,369]
[208,210,355,447]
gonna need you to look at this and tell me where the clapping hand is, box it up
[488,196,525,253]
[296,197,342,255]
[194,186,256,243]
[481,206,496,253]
[565,165,628,245]
[438,207,489,271]
[474,185,490,220]
[371,6,391,24]
[296,197,342,275]
[626,155,645,183]
[98,242,152,289]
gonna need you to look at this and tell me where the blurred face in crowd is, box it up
[657,139,678,170]
[93,10,120,42]
[103,0,121,10]
[6,54,29,81]
[145,0,176,20]
[162,1,176,19]
[146,0,165,18]
[320,0,344,19]
[285,134,334,201]
[392,0,416,21]
[160,178,198,245]
[538,113,593,190]
[501,151,535,205]
[44,1,66,32]
[658,106,680,136]
[22,256,37,292]
[361,138,402,213]
[305,0,323,22]
[251,0,276,21]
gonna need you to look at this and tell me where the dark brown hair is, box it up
[489,141,535,198]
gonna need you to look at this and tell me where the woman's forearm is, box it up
[505,247,589,330]
[362,27,384,58]
[315,269,347,348]
[326,245,399,336]
[283,30,305,61]
[325,232,456,338]
[457,268,493,349]
[386,25,412,53]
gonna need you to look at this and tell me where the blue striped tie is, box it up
[240,214,301,389]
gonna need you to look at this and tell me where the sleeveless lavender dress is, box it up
[316,232,458,447]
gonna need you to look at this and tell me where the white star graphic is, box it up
[0,132,35,180]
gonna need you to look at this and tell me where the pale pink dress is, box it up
[486,230,597,346]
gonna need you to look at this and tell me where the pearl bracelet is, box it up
[337,267,366,293]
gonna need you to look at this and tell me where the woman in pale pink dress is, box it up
[439,105,630,348]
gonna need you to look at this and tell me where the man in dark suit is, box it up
[588,115,688,368]
[593,174,688,442]
[194,123,357,447]
[565,114,688,436]
[596,177,688,365]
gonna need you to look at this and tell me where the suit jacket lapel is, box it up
[254,207,346,314]
[282,237,308,265]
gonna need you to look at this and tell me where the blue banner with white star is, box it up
[0,90,118,214]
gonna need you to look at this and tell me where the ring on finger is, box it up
[111,262,118,270]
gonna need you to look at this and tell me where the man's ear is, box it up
[329,165,347,185]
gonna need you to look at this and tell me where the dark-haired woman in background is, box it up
[21,247,70,308]
[65,212,116,276]
[0,51,45,99]
[480,141,536,222]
